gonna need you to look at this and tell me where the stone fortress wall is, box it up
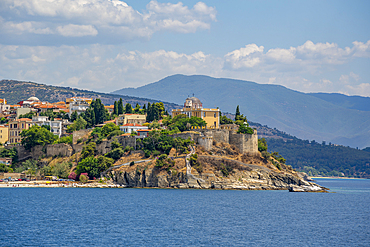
[7,127,258,159]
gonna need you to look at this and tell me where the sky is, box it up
[1,0,370,96]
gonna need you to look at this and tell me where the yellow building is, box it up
[0,125,9,144]
[172,97,220,128]
[116,114,146,126]
[8,118,33,144]
[66,97,93,106]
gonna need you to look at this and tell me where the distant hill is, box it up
[248,121,370,178]
[113,74,370,149]
[308,93,370,112]
[0,79,181,111]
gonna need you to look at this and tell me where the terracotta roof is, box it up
[104,105,114,109]
[122,123,143,127]
[16,118,33,122]
[137,129,149,132]
[121,133,131,136]
[123,114,143,116]
[103,120,116,124]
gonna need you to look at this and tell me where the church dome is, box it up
[27,96,40,101]
[185,97,202,109]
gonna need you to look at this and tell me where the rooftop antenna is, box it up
[193,93,194,97]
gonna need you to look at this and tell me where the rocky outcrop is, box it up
[109,157,328,192]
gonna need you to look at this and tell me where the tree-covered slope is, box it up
[113,74,370,148]
[248,121,370,178]
[0,79,181,111]
[308,92,370,112]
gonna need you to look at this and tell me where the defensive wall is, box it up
[6,127,258,161]
[171,128,258,154]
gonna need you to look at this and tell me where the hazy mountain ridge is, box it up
[113,74,370,148]
[0,79,181,111]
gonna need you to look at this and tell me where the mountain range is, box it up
[113,74,370,149]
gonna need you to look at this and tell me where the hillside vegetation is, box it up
[113,74,370,149]
[248,122,370,178]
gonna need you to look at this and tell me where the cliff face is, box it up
[108,149,327,192]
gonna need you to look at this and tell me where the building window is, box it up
[22,123,24,128]
[214,113,216,118]
[203,112,206,117]
[10,124,12,128]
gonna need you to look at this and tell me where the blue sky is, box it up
[1,0,369,96]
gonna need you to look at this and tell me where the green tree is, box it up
[114,101,119,115]
[52,162,71,178]
[0,147,18,163]
[81,142,96,160]
[125,103,133,114]
[134,103,141,114]
[21,125,58,150]
[76,156,114,178]
[118,98,124,115]
[237,124,254,135]
[101,123,120,137]
[235,105,240,120]
[84,108,95,128]
[67,116,87,133]
[70,111,78,122]
[258,138,268,152]
[91,99,106,125]
[220,115,234,125]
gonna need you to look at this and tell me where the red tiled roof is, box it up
[16,118,32,122]
[137,129,149,132]
[103,120,116,124]
[122,123,143,127]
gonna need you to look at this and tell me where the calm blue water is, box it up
[1,179,369,246]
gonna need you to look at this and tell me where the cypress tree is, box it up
[118,98,124,115]
[235,105,240,121]
[142,104,146,114]
[125,103,133,114]
[114,101,118,115]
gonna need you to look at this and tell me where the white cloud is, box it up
[224,44,264,69]
[0,0,216,43]
[56,24,98,37]
[0,40,369,97]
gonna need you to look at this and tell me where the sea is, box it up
[1,178,369,246]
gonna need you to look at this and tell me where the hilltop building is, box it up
[116,114,146,126]
[172,97,220,129]
[66,97,92,117]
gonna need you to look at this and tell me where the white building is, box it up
[68,97,91,117]
[120,123,148,133]
[32,116,63,138]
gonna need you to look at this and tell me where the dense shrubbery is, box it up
[54,135,73,145]
[164,114,206,132]
[21,125,58,150]
[136,130,193,158]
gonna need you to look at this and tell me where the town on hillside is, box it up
[0,95,266,183]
